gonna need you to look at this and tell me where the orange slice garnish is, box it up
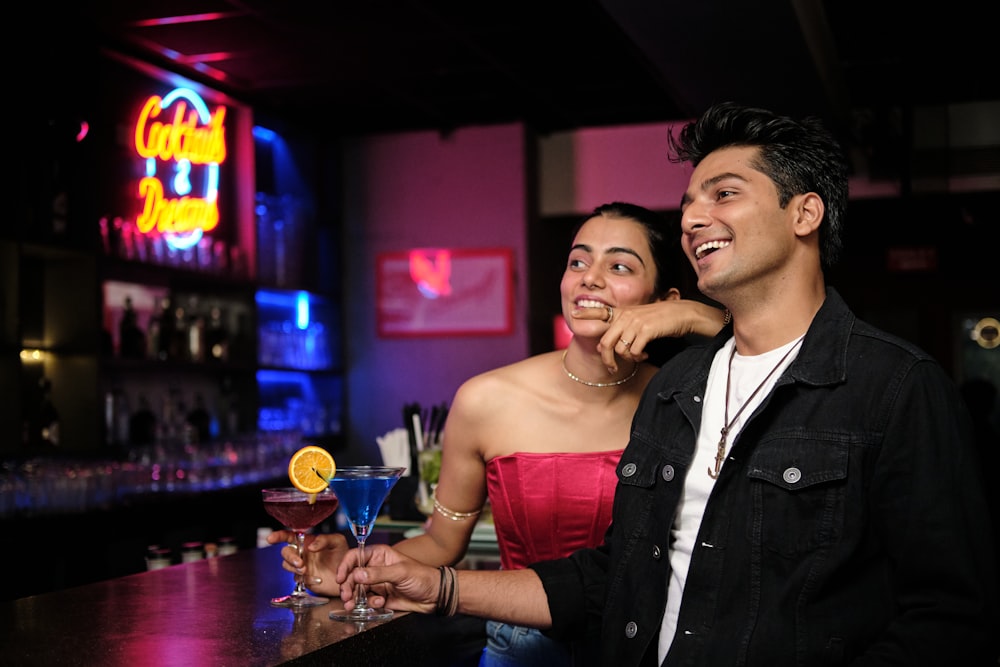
[288,445,335,496]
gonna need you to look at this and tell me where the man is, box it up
[337,103,997,666]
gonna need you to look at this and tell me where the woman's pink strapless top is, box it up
[485,449,623,571]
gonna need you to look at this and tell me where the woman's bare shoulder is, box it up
[452,353,559,412]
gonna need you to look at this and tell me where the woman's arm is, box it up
[578,298,726,372]
[388,377,491,566]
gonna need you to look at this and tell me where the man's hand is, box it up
[336,543,441,614]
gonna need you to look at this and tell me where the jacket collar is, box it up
[673,287,853,395]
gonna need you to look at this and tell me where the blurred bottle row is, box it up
[0,432,305,519]
[105,284,254,366]
[99,216,248,279]
[105,285,338,371]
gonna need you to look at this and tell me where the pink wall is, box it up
[537,121,910,215]
[539,122,693,215]
[340,124,529,464]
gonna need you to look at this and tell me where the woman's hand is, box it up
[266,530,350,596]
[574,299,726,372]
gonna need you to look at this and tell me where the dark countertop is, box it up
[0,544,486,667]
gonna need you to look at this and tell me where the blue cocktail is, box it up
[326,466,406,622]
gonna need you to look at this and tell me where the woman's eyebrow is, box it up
[606,246,645,266]
[570,243,645,267]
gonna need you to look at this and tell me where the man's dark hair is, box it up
[668,102,848,267]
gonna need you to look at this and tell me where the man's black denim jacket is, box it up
[531,288,997,666]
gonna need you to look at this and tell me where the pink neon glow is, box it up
[408,249,453,298]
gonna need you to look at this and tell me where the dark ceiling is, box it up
[32,1,1000,150]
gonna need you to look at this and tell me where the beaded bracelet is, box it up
[446,566,459,616]
[435,566,459,616]
[434,565,445,616]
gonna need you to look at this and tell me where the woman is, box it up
[270,202,725,666]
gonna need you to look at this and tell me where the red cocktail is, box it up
[262,487,339,607]
[263,492,339,532]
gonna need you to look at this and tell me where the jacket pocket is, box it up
[616,432,667,490]
[746,437,849,557]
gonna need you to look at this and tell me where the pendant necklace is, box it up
[561,351,638,388]
[708,339,802,479]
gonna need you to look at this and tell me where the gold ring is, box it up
[605,306,613,322]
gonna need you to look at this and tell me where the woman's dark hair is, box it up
[574,201,682,299]
[667,102,848,268]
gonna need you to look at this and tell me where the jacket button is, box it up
[783,467,802,484]
[661,465,674,481]
[625,621,638,638]
[652,545,661,559]
[622,463,637,477]
[693,396,702,403]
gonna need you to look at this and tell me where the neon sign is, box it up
[133,87,226,250]
[409,249,453,299]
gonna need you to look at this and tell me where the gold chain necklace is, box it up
[708,339,802,479]
[561,351,638,388]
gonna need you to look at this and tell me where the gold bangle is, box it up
[432,491,482,521]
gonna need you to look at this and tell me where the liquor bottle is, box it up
[171,303,189,362]
[229,311,253,365]
[146,311,160,360]
[33,377,60,450]
[155,297,174,361]
[104,387,131,450]
[128,394,157,446]
[188,312,205,363]
[186,394,213,444]
[204,306,230,362]
[104,390,115,447]
[115,390,131,448]
[119,296,146,359]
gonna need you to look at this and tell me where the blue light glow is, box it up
[165,228,203,250]
[253,125,277,143]
[296,292,310,330]
[173,160,192,195]
[161,87,212,122]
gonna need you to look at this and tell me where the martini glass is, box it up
[325,466,406,622]
[262,487,340,607]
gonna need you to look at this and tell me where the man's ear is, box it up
[794,192,824,238]
[656,287,682,302]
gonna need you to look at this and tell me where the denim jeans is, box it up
[479,620,572,667]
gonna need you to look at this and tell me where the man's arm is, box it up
[451,568,552,627]
[339,543,553,628]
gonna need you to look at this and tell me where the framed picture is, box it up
[377,247,514,337]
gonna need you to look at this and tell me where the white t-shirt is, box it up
[658,335,803,663]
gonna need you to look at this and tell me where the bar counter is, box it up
[1,544,487,666]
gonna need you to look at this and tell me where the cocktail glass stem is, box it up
[352,527,373,612]
[291,531,310,598]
